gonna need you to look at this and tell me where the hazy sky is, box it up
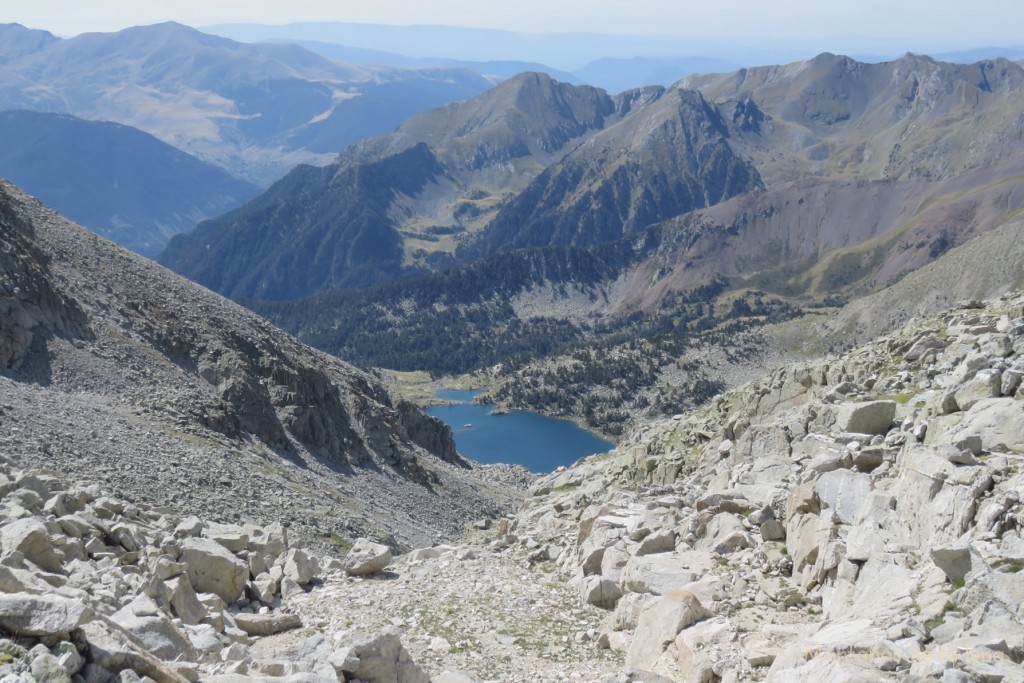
[7,0,1024,52]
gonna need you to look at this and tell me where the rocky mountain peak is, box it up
[355,70,618,170]
[0,23,59,63]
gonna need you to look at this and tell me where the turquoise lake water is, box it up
[425,390,613,473]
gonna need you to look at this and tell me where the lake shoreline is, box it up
[426,389,614,473]
[376,367,619,447]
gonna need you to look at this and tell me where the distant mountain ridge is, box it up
[0,22,495,184]
[685,52,1024,184]
[158,52,1024,438]
[0,109,259,256]
[268,38,580,83]
[164,53,1024,304]
[160,72,763,299]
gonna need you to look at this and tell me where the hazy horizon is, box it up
[7,1,1024,60]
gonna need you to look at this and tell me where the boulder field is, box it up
[512,292,1024,680]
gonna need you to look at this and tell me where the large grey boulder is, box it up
[625,590,711,670]
[621,553,699,596]
[579,576,622,609]
[341,539,392,576]
[636,529,676,556]
[949,398,1024,454]
[954,370,1003,412]
[202,522,249,553]
[31,652,72,683]
[345,626,429,683]
[0,593,90,636]
[835,400,896,435]
[164,575,207,626]
[930,543,982,583]
[894,446,995,548]
[80,618,192,683]
[178,537,248,604]
[111,596,195,662]
[0,517,64,572]
[283,548,319,585]
[904,334,946,361]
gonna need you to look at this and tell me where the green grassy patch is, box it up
[877,391,917,404]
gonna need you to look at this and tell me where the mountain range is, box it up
[156,51,1024,435]
[683,52,1024,184]
[252,38,740,94]
[0,109,259,256]
[162,52,1024,302]
[159,72,763,299]
[0,22,494,184]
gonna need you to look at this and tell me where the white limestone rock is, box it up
[834,400,896,436]
[0,517,64,573]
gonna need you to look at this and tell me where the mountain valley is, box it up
[2,21,1024,681]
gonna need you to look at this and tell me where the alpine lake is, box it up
[425,389,613,473]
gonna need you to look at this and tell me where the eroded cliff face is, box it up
[0,192,91,372]
[511,293,1024,680]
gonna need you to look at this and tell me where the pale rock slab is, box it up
[0,517,64,572]
[894,445,994,549]
[111,595,195,662]
[625,590,711,670]
[674,616,735,682]
[283,548,319,585]
[80,618,192,683]
[611,591,656,631]
[164,575,207,626]
[815,469,871,524]
[579,575,622,609]
[599,542,631,584]
[930,543,982,583]
[344,626,430,683]
[233,612,302,637]
[342,538,392,576]
[636,529,676,556]
[953,369,1003,412]
[179,537,249,604]
[834,400,896,435]
[0,593,90,636]
[949,398,1024,453]
[621,552,700,596]
[31,653,71,683]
